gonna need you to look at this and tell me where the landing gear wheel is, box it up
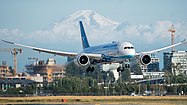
[91,67,94,72]
[117,67,125,72]
[86,66,95,72]
[86,67,91,72]
[125,64,130,68]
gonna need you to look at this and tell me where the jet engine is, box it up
[140,54,151,65]
[74,54,90,66]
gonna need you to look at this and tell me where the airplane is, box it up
[1,21,187,72]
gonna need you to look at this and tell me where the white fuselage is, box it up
[82,41,136,62]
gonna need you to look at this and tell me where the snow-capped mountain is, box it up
[63,10,119,27]
[49,10,121,43]
[115,22,130,31]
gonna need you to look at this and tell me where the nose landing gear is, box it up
[125,64,130,68]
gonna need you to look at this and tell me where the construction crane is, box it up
[0,48,22,76]
[168,24,176,52]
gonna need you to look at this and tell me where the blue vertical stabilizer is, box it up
[79,21,90,49]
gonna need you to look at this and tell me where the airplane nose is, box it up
[131,49,136,56]
[121,49,135,57]
[119,42,135,57]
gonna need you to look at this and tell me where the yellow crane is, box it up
[0,48,22,76]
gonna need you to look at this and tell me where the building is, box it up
[0,77,35,91]
[163,52,172,73]
[143,72,165,79]
[0,61,12,77]
[164,51,187,75]
[25,58,65,82]
[147,54,159,72]
[0,74,43,91]
[141,54,160,72]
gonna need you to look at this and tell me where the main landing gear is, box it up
[86,66,94,72]
[117,66,124,72]
[117,60,130,72]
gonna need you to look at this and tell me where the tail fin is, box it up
[79,21,90,49]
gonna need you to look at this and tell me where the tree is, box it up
[0,89,3,95]
[131,63,142,75]
[164,74,187,95]
[50,77,99,95]
[4,88,21,95]
[175,74,187,83]
[121,68,131,82]
[130,58,143,75]
[164,71,172,84]
[65,62,85,77]
[146,81,151,91]
[172,63,182,76]
[20,86,35,94]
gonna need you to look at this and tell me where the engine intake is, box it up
[74,54,90,66]
[140,54,151,65]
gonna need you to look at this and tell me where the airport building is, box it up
[164,51,187,75]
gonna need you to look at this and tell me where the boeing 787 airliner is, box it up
[2,21,186,72]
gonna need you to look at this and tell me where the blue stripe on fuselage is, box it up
[101,55,134,63]
[108,55,134,59]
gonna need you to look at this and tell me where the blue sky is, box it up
[1,0,187,32]
[0,0,187,72]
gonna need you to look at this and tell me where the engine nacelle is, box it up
[74,54,90,66]
[140,54,151,65]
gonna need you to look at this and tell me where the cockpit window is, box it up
[124,46,134,49]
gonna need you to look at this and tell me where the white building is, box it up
[164,51,187,75]
[143,72,165,79]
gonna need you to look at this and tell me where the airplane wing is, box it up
[137,39,187,54]
[1,40,102,59]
